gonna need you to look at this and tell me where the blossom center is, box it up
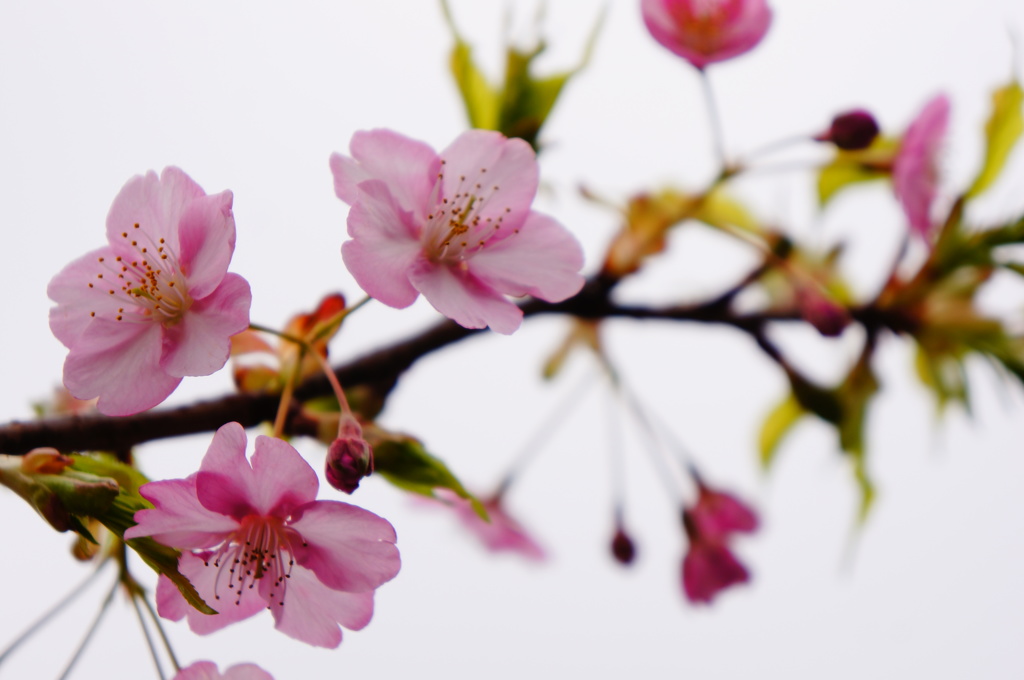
[204,514,304,608]
[88,222,192,325]
[422,161,515,263]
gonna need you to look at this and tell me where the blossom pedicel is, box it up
[125,423,400,648]
[47,167,251,416]
[641,0,773,69]
[331,129,585,334]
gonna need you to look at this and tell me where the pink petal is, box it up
[171,551,267,634]
[469,211,585,302]
[893,94,950,241]
[682,540,750,604]
[125,476,238,548]
[289,501,400,592]
[266,564,375,648]
[247,435,320,515]
[194,422,259,518]
[173,661,274,680]
[160,273,251,378]
[337,129,440,218]
[47,246,126,348]
[62,318,181,415]
[105,168,205,258]
[691,486,759,539]
[439,130,538,229]
[341,180,423,308]
[176,189,236,300]
[432,490,547,561]
[196,425,320,519]
[408,259,523,334]
[220,664,275,680]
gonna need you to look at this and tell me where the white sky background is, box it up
[2,1,1024,678]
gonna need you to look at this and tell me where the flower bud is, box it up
[325,418,373,494]
[817,109,880,150]
[610,527,637,566]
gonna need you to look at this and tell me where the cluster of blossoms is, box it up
[39,113,585,670]
[18,0,985,675]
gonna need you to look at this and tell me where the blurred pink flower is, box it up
[173,661,273,680]
[688,480,758,540]
[893,94,950,241]
[641,0,772,69]
[125,422,400,648]
[432,489,546,561]
[681,537,750,603]
[331,129,585,334]
[681,480,757,603]
[47,167,251,416]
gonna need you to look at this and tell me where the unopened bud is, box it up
[21,447,72,475]
[817,109,880,150]
[796,287,850,337]
[610,527,637,566]
[325,418,373,494]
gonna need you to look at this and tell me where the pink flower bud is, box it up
[610,526,637,565]
[325,419,373,494]
[817,109,880,150]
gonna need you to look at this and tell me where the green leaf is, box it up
[70,455,216,615]
[758,394,805,469]
[914,341,969,412]
[442,0,601,149]
[817,136,898,206]
[968,80,1024,198]
[373,436,486,519]
[694,188,760,234]
[833,350,880,521]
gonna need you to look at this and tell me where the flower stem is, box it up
[494,372,595,498]
[0,562,109,669]
[699,68,727,171]
[56,574,119,680]
[127,585,165,680]
[272,367,299,439]
[311,347,354,419]
[137,590,180,674]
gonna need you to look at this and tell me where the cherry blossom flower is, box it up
[173,661,273,680]
[680,480,757,603]
[431,489,546,561]
[641,0,773,70]
[331,129,585,334]
[688,479,759,541]
[125,422,400,648]
[893,94,950,241]
[681,536,750,603]
[47,167,251,416]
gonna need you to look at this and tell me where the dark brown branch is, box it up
[0,276,904,455]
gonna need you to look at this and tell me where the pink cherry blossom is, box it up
[331,129,585,334]
[47,167,251,416]
[688,479,759,540]
[173,661,274,680]
[681,537,750,603]
[430,489,546,561]
[893,94,950,241]
[125,422,400,648]
[680,480,757,603]
[641,0,773,69]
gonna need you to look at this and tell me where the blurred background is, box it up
[2,1,1024,677]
